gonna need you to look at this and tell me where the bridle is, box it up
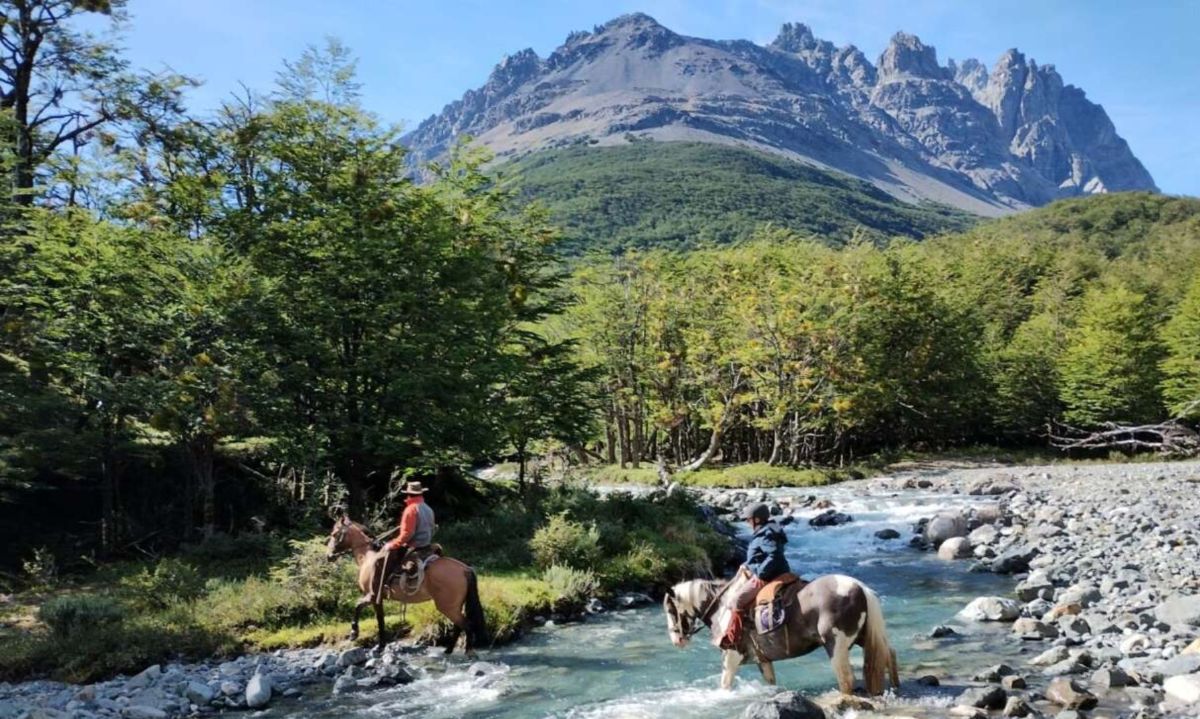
[327,519,357,559]
[668,580,727,639]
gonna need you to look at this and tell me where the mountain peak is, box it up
[771,22,819,53]
[405,15,1156,212]
[879,32,947,79]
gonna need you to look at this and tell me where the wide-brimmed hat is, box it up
[402,480,429,495]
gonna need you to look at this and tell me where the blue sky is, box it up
[114,0,1198,196]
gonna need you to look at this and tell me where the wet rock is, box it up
[1042,658,1086,677]
[948,706,987,718]
[1002,695,1032,717]
[874,528,901,540]
[808,509,852,527]
[245,673,272,709]
[617,592,652,608]
[1045,678,1098,709]
[331,672,357,695]
[1001,674,1027,690]
[938,536,973,560]
[337,647,368,668]
[968,524,999,546]
[930,624,959,638]
[991,545,1038,574]
[585,597,606,614]
[1164,673,1200,704]
[957,685,1007,709]
[973,664,1017,682]
[124,708,168,719]
[741,690,824,719]
[960,596,1022,622]
[916,674,940,686]
[1091,667,1135,690]
[925,512,968,547]
[1013,617,1058,639]
[1030,645,1070,667]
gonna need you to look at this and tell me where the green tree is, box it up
[1160,272,1200,419]
[1058,284,1164,427]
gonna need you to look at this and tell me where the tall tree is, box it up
[0,0,127,204]
[1160,271,1200,420]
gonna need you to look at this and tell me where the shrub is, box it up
[436,499,538,569]
[601,541,671,587]
[542,564,599,610]
[21,547,57,590]
[37,595,125,638]
[120,558,205,609]
[269,538,355,616]
[529,513,601,570]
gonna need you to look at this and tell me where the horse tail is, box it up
[463,567,489,650]
[861,585,897,695]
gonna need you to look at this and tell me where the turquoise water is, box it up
[275,485,1022,718]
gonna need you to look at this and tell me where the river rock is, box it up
[930,624,959,638]
[1057,584,1100,608]
[1002,696,1032,717]
[1001,674,1026,690]
[1031,645,1070,666]
[245,673,272,709]
[1164,673,1200,704]
[1156,595,1200,628]
[1091,667,1135,690]
[1120,633,1151,655]
[184,681,215,705]
[337,647,368,668]
[875,528,901,540]
[960,596,1022,622]
[925,512,967,547]
[124,708,168,719]
[1012,617,1058,639]
[973,664,1016,682]
[808,509,852,527]
[968,524,999,546]
[126,664,162,690]
[991,545,1038,574]
[741,690,824,719]
[1157,653,1200,676]
[332,671,357,695]
[938,536,972,560]
[969,478,1019,496]
[1045,678,1097,709]
[1184,637,1200,655]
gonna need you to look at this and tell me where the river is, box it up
[271,483,1023,718]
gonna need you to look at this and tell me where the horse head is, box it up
[326,515,354,561]
[663,580,710,648]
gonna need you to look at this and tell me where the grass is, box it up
[0,485,728,683]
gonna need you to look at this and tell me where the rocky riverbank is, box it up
[693,460,1200,718]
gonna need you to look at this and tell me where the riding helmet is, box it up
[742,503,770,524]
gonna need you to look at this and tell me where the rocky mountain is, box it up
[404,13,1156,216]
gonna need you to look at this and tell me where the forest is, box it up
[2,2,1199,614]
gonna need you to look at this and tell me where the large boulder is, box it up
[1156,595,1200,628]
[924,512,967,548]
[245,673,272,709]
[959,596,1022,622]
[337,647,368,668]
[741,691,824,719]
[938,536,973,560]
[990,545,1038,574]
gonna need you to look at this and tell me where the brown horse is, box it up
[663,575,899,694]
[325,516,487,654]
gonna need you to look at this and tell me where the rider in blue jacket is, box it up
[720,503,791,647]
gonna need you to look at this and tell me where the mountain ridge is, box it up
[404,13,1157,215]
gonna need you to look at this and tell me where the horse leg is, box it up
[758,660,776,686]
[375,602,387,648]
[350,598,369,641]
[431,592,466,655]
[823,629,855,695]
[720,649,742,690]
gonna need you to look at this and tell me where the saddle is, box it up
[374,544,444,599]
[753,573,805,634]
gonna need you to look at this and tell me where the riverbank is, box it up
[881,460,1200,717]
[4,460,1199,717]
[0,485,735,714]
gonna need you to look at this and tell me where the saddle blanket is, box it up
[754,573,803,634]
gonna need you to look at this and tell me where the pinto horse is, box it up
[663,575,899,694]
[325,516,487,654]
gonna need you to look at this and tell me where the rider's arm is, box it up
[386,504,419,551]
[746,533,779,579]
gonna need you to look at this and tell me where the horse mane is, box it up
[672,578,722,616]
